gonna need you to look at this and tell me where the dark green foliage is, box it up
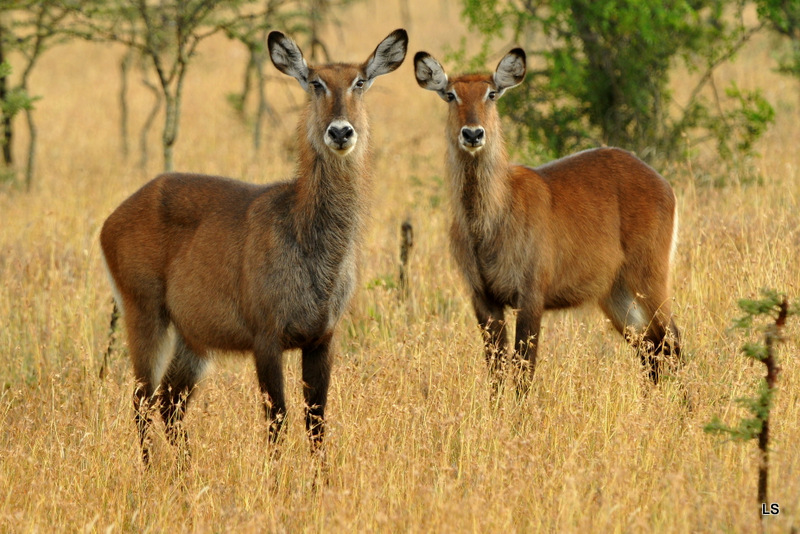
[704,380,773,441]
[717,83,775,159]
[756,0,800,78]
[707,290,794,442]
[705,289,796,511]
[460,0,774,169]
[0,62,37,118]
[0,0,74,190]
[732,288,796,330]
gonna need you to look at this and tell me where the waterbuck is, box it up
[100,29,408,464]
[413,48,681,391]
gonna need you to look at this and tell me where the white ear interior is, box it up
[415,55,448,92]
[365,31,408,80]
[494,52,525,90]
[269,34,309,90]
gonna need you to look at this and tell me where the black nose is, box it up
[461,126,485,145]
[328,125,354,145]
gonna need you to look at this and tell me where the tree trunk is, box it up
[139,77,162,171]
[0,27,13,167]
[162,88,181,173]
[254,57,264,151]
[24,104,35,191]
[119,49,135,159]
[758,298,787,519]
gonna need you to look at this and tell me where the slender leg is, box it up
[254,338,286,445]
[472,293,508,392]
[124,301,172,467]
[158,335,207,468]
[601,283,659,382]
[641,316,682,385]
[302,335,333,452]
[513,303,543,396]
[99,301,120,379]
[133,381,156,466]
[601,277,682,385]
[668,318,682,363]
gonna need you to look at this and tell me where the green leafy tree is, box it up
[755,1,800,90]
[460,0,773,169]
[705,289,798,523]
[0,0,74,190]
[71,0,293,172]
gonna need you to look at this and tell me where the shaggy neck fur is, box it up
[292,108,372,259]
[446,125,511,240]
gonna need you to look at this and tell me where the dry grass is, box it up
[1,1,799,532]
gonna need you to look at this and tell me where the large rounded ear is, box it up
[414,51,449,100]
[363,29,408,82]
[493,48,526,94]
[268,31,310,91]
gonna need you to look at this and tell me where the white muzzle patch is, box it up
[325,119,358,156]
[459,126,485,155]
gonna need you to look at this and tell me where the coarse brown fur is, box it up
[415,49,681,392]
[100,29,408,465]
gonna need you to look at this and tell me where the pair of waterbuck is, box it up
[100,29,681,465]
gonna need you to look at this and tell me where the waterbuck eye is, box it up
[355,79,366,89]
[309,80,324,93]
[446,92,456,102]
[488,91,498,101]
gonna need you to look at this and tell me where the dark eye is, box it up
[488,91,498,101]
[309,81,324,92]
[446,92,456,102]
[355,79,366,89]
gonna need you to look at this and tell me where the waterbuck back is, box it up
[101,29,408,465]
[414,48,681,392]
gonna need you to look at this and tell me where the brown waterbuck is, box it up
[414,48,681,391]
[100,29,408,465]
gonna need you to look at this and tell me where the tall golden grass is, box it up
[1,1,798,531]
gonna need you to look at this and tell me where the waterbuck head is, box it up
[414,49,526,157]
[269,29,408,158]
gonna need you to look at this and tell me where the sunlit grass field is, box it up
[1,1,799,531]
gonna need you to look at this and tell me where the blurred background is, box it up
[0,1,799,532]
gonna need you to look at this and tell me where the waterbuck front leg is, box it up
[472,293,508,393]
[302,334,333,453]
[513,301,543,396]
[254,337,287,445]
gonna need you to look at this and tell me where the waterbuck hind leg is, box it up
[99,300,120,379]
[601,281,681,385]
[158,335,207,469]
[642,316,682,385]
[472,294,509,394]
[512,305,543,397]
[254,338,287,446]
[125,301,173,466]
[668,318,682,363]
[302,336,333,452]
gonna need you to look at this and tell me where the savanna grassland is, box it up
[1,1,799,532]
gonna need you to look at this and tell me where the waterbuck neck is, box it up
[447,131,511,239]
[292,114,371,254]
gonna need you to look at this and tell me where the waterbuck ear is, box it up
[414,52,449,101]
[493,48,526,94]
[363,29,408,82]
[268,31,310,91]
